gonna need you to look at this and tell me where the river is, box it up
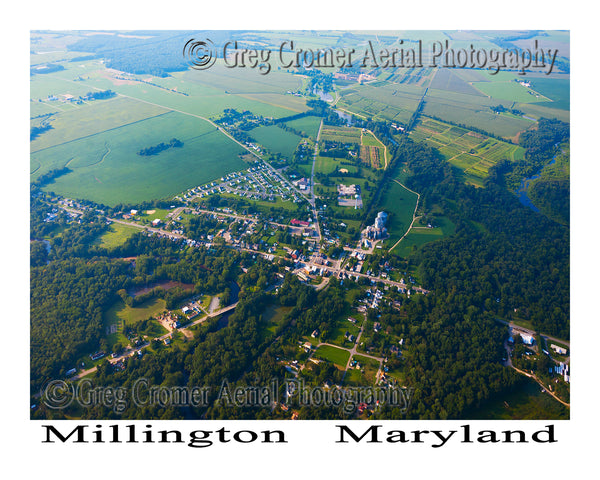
[515,148,560,212]
[313,88,333,102]
[334,109,352,126]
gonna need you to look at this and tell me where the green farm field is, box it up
[378,180,418,247]
[337,83,423,123]
[30,96,169,152]
[249,124,302,159]
[32,111,247,206]
[283,115,322,138]
[471,80,550,103]
[422,88,533,139]
[392,217,456,257]
[320,125,362,144]
[40,61,308,121]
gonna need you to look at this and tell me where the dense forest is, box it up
[391,134,569,338]
[66,31,247,76]
[496,118,570,190]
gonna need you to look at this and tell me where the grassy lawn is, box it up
[378,180,418,247]
[392,216,456,256]
[345,354,381,386]
[93,222,141,249]
[327,320,361,349]
[104,297,168,347]
[314,345,351,368]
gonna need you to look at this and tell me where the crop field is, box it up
[471,80,549,103]
[249,124,302,159]
[283,115,321,138]
[32,111,247,206]
[411,117,526,187]
[320,125,362,144]
[423,88,533,139]
[41,62,307,120]
[30,96,169,152]
[428,68,486,96]
[526,77,570,111]
[336,83,423,123]
[359,145,382,169]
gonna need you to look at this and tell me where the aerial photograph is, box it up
[30,29,570,420]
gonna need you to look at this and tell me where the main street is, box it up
[57,200,428,294]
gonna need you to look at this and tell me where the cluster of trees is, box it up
[82,89,115,100]
[30,63,64,75]
[31,167,71,188]
[528,178,569,225]
[30,123,52,140]
[137,138,183,156]
[490,104,523,116]
[493,118,569,190]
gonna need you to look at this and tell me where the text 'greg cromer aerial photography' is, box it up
[30,30,570,421]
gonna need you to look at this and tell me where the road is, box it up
[68,301,241,381]
[308,314,385,383]
[494,318,570,348]
[308,119,324,242]
[510,365,570,408]
[59,201,428,294]
[496,320,570,408]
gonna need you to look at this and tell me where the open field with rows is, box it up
[320,125,362,144]
[411,117,526,187]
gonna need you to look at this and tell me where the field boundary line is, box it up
[388,179,421,253]
[30,111,173,154]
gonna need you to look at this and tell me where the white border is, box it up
[4,1,597,477]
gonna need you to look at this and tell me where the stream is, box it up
[515,147,561,212]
